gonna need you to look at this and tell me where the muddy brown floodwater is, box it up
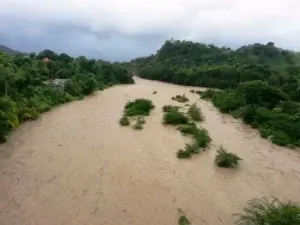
[1,77,300,225]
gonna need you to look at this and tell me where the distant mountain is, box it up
[0,44,22,55]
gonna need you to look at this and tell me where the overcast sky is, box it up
[0,0,299,61]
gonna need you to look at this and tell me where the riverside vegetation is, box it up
[132,39,300,147]
[0,50,133,142]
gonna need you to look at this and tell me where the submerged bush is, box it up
[178,123,197,135]
[163,110,189,125]
[119,116,130,126]
[178,215,191,225]
[133,117,145,130]
[177,143,201,159]
[124,98,155,116]
[177,149,192,159]
[193,128,211,148]
[235,197,300,225]
[172,94,189,103]
[187,103,203,121]
[177,126,211,159]
[215,147,241,168]
[162,105,180,112]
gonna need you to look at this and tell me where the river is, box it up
[1,77,300,225]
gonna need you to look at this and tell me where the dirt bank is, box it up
[1,77,300,225]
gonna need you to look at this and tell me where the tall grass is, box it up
[187,103,203,121]
[234,197,300,225]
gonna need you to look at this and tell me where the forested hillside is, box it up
[0,44,21,55]
[0,50,133,142]
[133,40,300,147]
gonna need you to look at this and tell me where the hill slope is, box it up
[0,44,21,55]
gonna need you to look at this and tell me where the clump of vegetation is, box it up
[187,103,203,121]
[234,197,300,225]
[124,98,155,116]
[172,94,189,103]
[177,126,211,159]
[178,123,197,135]
[153,90,157,94]
[133,117,144,130]
[178,215,191,225]
[215,146,241,168]
[119,116,130,126]
[177,143,201,159]
[177,149,192,159]
[193,128,211,148]
[161,103,211,159]
[163,110,189,125]
[120,99,154,130]
[162,105,180,112]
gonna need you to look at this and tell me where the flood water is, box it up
[1,77,300,225]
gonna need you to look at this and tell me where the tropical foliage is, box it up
[132,39,300,147]
[0,50,134,142]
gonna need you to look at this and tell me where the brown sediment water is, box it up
[0,77,300,225]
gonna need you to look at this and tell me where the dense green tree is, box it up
[0,49,134,142]
[132,39,300,147]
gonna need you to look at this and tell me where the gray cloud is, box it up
[0,0,299,61]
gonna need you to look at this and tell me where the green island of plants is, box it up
[177,125,210,159]
[0,50,134,143]
[124,98,155,116]
[163,108,189,125]
[120,98,154,130]
[132,39,300,148]
[162,104,210,158]
[215,146,242,168]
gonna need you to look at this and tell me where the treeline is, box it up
[132,40,300,147]
[0,50,134,142]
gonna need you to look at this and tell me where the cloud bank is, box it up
[0,0,299,61]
